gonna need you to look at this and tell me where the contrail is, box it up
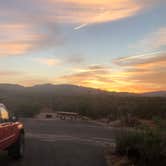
[117,51,163,62]
[74,23,88,30]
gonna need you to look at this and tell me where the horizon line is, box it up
[0,82,165,94]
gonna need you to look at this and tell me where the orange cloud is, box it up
[35,58,60,66]
[0,70,26,84]
[0,69,49,86]
[44,0,163,31]
[55,52,166,93]
[0,23,45,56]
[54,65,139,92]
[0,0,159,56]
[0,42,31,56]
[113,52,166,92]
[114,51,166,66]
[48,0,144,27]
[55,65,113,90]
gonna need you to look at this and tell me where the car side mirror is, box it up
[11,116,18,122]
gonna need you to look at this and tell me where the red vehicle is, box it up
[0,103,25,159]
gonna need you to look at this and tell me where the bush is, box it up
[120,114,140,127]
[116,129,166,165]
[153,117,166,130]
[16,103,41,117]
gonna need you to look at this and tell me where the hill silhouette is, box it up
[0,83,165,119]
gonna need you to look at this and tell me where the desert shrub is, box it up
[153,117,166,130]
[116,129,166,166]
[120,114,140,127]
[15,103,41,117]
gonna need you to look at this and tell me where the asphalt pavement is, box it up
[0,118,117,166]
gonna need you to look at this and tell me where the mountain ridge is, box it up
[0,83,165,97]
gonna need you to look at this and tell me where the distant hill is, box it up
[28,84,108,95]
[0,83,24,91]
[0,83,107,97]
[0,84,166,97]
[0,83,165,119]
[142,91,166,97]
[0,83,135,97]
[0,83,165,97]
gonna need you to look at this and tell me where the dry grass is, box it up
[105,146,133,166]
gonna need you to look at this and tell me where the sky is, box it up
[0,0,165,93]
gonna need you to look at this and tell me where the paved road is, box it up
[0,119,117,166]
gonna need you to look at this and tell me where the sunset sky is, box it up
[0,0,165,93]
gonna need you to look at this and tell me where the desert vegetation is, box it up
[1,84,166,165]
[114,121,166,166]
[0,84,166,122]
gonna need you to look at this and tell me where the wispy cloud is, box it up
[0,23,40,56]
[0,0,160,56]
[113,51,166,92]
[55,51,166,93]
[0,0,164,93]
[55,65,113,89]
[114,51,165,66]
[0,69,49,86]
[55,0,162,28]
[55,0,143,25]
[64,55,85,65]
[0,22,63,56]
[35,58,60,66]
[131,27,166,51]
[0,70,26,84]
